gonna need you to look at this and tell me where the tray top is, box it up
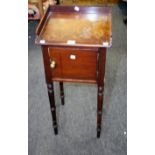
[36,6,112,47]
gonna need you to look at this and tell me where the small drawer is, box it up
[48,48,98,81]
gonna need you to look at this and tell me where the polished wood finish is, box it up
[36,6,112,138]
[59,82,65,105]
[41,46,52,83]
[52,78,97,84]
[36,6,112,47]
[47,83,58,134]
[49,48,97,80]
[97,48,106,138]
[38,0,44,18]
[40,14,111,45]
[60,0,120,5]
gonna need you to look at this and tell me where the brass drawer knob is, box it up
[50,60,56,69]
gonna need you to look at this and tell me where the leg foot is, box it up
[54,125,58,135]
[97,124,101,138]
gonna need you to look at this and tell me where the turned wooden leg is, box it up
[97,85,104,138]
[97,48,106,138]
[59,82,65,105]
[47,83,58,135]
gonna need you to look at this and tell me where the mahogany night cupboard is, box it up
[35,5,112,138]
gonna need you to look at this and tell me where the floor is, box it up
[28,4,127,155]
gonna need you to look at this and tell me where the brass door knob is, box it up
[50,60,56,69]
